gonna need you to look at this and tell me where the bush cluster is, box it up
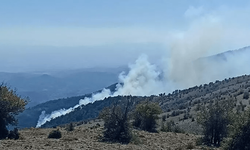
[99,100,163,143]
[65,123,74,131]
[133,101,162,132]
[8,128,19,140]
[48,129,62,139]
[161,120,184,133]
[224,109,250,150]
[243,91,249,99]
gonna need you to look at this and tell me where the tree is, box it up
[197,99,234,146]
[65,122,74,131]
[225,108,250,150]
[243,91,249,99]
[0,84,28,139]
[99,99,132,143]
[133,101,162,132]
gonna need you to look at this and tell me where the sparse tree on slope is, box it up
[197,99,234,146]
[99,99,132,143]
[0,84,28,139]
[133,101,162,132]
[225,108,250,150]
[243,91,249,99]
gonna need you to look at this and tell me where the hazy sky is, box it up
[1,0,250,72]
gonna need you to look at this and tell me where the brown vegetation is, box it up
[0,125,200,150]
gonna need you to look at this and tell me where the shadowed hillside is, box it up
[16,83,118,128]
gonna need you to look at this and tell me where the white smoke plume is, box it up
[164,12,224,88]
[36,55,169,127]
[36,6,250,127]
[36,88,112,128]
[36,45,250,128]
[36,108,76,128]
[115,54,172,96]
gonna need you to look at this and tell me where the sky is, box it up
[1,0,250,72]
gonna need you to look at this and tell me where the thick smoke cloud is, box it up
[36,6,250,127]
[164,11,224,88]
[115,55,171,96]
[198,46,250,82]
[36,55,170,127]
[36,45,250,127]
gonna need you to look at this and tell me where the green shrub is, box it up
[195,137,203,146]
[192,117,195,122]
[173,126,185,133]
[160,123,168,132]
[186,142,195,149]
[197,99,234,146]
[96,123,101,127]
[0,84,28,139]
[8,128,19,140]
[162,115,167,122]
[225,109,250,150]
[133,101,162,132]
[161,120,184,133]
[130,133,141,145]
[243,91,249,99]
[66,123,74,131]
[161,120,174,132]
[48,129,62,139]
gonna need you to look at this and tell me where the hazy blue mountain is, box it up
[0,67,127,107]
[16,83,118,128]
[200,46,250,62]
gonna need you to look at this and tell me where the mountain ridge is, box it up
[41,74,250,129]
[16,45,250,128]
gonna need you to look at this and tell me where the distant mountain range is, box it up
[0,67,127,107]
[205,46,250,62]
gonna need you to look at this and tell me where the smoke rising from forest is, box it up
[36,13,250,127]
[36,45,250,127]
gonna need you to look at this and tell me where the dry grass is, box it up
[0,125,213,150]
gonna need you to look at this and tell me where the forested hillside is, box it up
[42,74,250,130]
